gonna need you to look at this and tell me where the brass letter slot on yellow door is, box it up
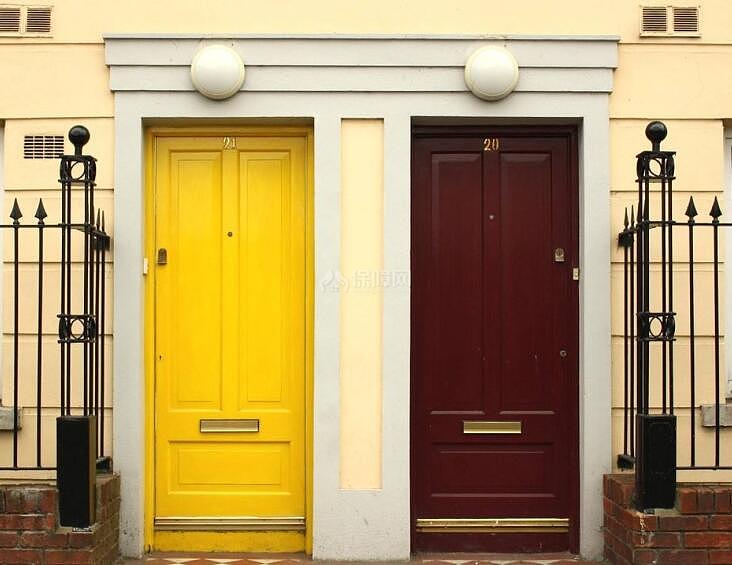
[199,419,259,433]
[462,420,522,434]
[415,517,568,533]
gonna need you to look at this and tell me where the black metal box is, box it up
[57,415,96,527]
[636,413,676,511]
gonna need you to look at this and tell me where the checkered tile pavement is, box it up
[125,554,601,565]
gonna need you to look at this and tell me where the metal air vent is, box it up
[673,6,699,33]
[0,5,52,35]
[640,6,700,37]
[641,6,667,33]
[25,6,51,33]
[23,135,64,159]
[0,6,21,32]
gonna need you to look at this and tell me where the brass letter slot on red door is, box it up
[463,421,522,434]
[199,419,259,433]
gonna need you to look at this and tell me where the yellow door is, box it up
[150,131,310,551]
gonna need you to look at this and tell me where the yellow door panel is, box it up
[151,132,309,551]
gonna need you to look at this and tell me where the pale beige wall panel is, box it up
[339,119,384,490]
[0,46,112,119]
[611,47,732,119]
[1,338,112,407]
[2,191,113,262]
[610,337,725,408]
[610,192,723,264]
[4,119,114,189]
[2,265,113,334]
[611,264,724,337]
[611,409,732,479]
[6,2,732,44]
[2,0,621,42]
[614,0,732,45]
[610,119,724,193]
[0,410,111,469]
[11,0,732,44]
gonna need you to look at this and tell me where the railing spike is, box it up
[35,199,48,222]
[101,211,105,231]
[631,205,635,227]
[685,196,698,219]
[710,196,723,220]
[624,208,629,228]
[10,199,22,222]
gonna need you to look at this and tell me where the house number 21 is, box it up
[223,136,237,150]
[483,138,500,151]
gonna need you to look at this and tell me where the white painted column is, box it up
[578,97,612,560]
[380,112,412,556]
[311,113,343,557]
[312,112,412,560]
[113,99,146,558]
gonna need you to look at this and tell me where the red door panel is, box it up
[411,128,579,553]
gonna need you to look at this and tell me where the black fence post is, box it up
[56,125,100,527]
[634,121,677,511]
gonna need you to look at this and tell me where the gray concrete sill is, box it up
[701,403,732,427]
[0,406,23,430]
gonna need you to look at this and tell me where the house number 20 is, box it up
[223,136,237,150]
[483,138,500,151]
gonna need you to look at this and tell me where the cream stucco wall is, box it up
[0,1,729,44]
[339,119,384,490]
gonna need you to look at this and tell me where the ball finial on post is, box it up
[68,125,90,157]
[645,121,667,152]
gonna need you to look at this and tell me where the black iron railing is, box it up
[0,126,110,471]
[618,121,731,508]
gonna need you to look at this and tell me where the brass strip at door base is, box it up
[462,420,522,434]
[154,516,305,531]
[415,517,569,533]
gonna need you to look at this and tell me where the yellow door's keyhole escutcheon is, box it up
[149,129,312,552]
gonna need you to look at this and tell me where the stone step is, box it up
[124,554,601,565]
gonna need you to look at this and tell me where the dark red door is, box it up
[411,127,579,553]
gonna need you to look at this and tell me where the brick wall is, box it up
[605,474,732,565]
[0,474,120,564]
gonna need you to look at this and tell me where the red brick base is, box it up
[0,473,120,564]
[604,474,732,565]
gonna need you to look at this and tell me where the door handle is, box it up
[157,248,168,265]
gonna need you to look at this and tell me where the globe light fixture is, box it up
[464,46,520,101]
[190,45,246,100]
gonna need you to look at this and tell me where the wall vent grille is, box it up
[640,6,700,37]
[673,6,699,33]
[25,7,51,33]
[0,6,21,32]
[23,135,64,159]
[641,6,668,33]
[0,5,52,35]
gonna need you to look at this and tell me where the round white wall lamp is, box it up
[190,45,246,100]
[464,46,519,101]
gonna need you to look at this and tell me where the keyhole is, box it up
[227,231,233,237]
